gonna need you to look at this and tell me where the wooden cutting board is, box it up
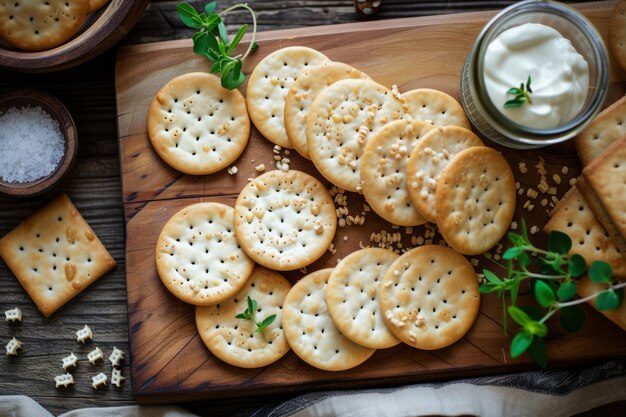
[116,1,626,404]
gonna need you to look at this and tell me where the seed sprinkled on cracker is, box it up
[282,268,375,371]
[379,245,480,350]
[403,89,471,129]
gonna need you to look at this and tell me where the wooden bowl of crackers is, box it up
[0,0,149,72]
[0,88,78,197]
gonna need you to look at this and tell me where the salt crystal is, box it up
[0,106,64,183]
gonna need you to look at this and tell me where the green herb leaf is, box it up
[228,24,248,53]
[222,59,245,89]
[548,230,572,255]
[192,31,210,56]
[568,254,586,278]
[560,306,586,332]
[504,97,526,108]
[507,87,522,95]
[528,335,546,368]
[234,313,247,319]
[596,289,623,310]
[508,305,532,327]
[250,41,259,52]
[510,277,522,306]
[504,75,533,109]
[534,280,556,308]
[205,1,217,14]
[484,269,504,285]
[201,14,221,32]
[479,282,498,293]
[256,314,277,332]
[510,330,533,358]
[526,75,533,93]
[589,260,612,283]
[177,2,203,28]
[557,281,577,302]
[502,246,525,260]
[247,296,256,314]
[217,21,229,44]
[210,61,220,73]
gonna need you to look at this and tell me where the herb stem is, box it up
[219,3,257,61]
[556,281,626,309]
[523,272,568,280]
[539,307,558,324]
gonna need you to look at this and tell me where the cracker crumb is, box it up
[54,373,74,388]
[343,235,348,241]
[299,267,308,274]
[91,372,107,389]
[109,347,125,367]
[530,225,539,234]
[510,221,518,230]
[518,162,528,174]
[493,253,501,261]
[76,325,93,343]
[552,174,561,184]
[515,181,521,190]
[62,352,78,370]
[5,337,22,356]
[227,166,237,175]
[471,258,479,267]
[561,166,569,175]
[4,307,21,322]
[541,198,548,206]
[284,149,290,155]
[88,347,104,365]
[569,177,577,186]
[548,186,557,195]
[255,164,266,172]
[111,368,125,388]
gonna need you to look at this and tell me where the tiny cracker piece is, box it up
[87,347,103,365]
[0,193,116,317]
[247,46,329,148]
[234,170,336,271]
[5,307,22,322]
[196,266,291,368]
[282,269,375,371]
[6,337,22,356]
[435,147,515,255]
[406,126,484,223]
[379,245,480,350]
[544,186,626,278]
[156,202,254,306]
[403,89,471,129]
[76,324,93,343]
[62,352,78,370]
[574,95,626,167]
[91,372,107,389]
[54,373,74,389]
[360,119,434,226]
[284,61,370,159]
[307,78,406,192]
[111,368,126,388]
[326,248,401,349]
[609,1,626,73]
[148,72,250,175]
[109,347,125,367]
[0,0,90,52]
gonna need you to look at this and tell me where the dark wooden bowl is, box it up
[0,89,78,197]
[0,0,149,73]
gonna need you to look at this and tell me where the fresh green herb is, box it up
[235,296,277,333]
[504,75,533,108]
[177,2,258,90]
[480,220,625,368]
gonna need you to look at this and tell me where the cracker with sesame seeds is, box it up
[147,72,250,175]
[0,193,116,317]
[406,126,483,223]
[435,147,515,255]
[284,61,370,159]
[307,78,406,192]
[326,248,401,349]
[282,268,375,371]
[403,89,471,129]
[543,186,626,278]
[155,202,254,306]
[234,170,336,271]
[379,245,480,350]
[0,0,89,51]
[247,46,329,148]
[196,266,291,368]
[360,119,435,226]
[609,0,626,74]
[574,95,626,167]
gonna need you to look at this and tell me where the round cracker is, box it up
[156,202,254,306]
[326,248,401,349]
[404,89,471,129]
[610,0,626,73]
[435,146,515,255]
[196,266,291,368]
[246,46,329,148]
[379,245,480,350]
[282,268,375,371]
[307,79,406,192]
[0,0,89,51]
[360,119,435,226]
[147,72,250,175]
[406,126,484,223]
[234,170,336,271]
[285,61,370,159]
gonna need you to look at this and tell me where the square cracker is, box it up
[0,193,116,317]
[578,136,626,254]
[543,186,626,278]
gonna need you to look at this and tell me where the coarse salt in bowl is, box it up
[0,89,78,197]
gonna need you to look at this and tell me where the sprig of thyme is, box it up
[235,296,277,333]
[480,220,625,368]
[177,2,258,90]
[504,75,533,108]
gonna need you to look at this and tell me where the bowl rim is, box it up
[0,88,78,197]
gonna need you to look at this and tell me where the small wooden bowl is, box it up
[0,0,149,72]
[0,89,78,197]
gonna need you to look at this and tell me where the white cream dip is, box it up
[483,22,589,130]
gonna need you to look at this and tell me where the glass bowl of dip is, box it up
[460,0,609,149]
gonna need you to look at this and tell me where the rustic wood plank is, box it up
[117,1,626,405]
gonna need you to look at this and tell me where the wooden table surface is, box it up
[0,1,623,416]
